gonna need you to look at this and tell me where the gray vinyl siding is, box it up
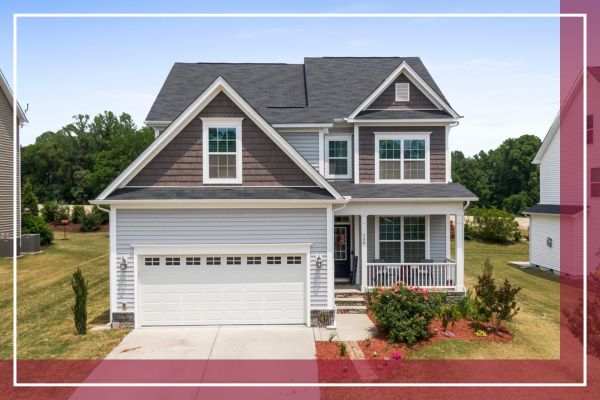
[367,214,446,262]
[115,208,328,311]
[280,132,320,170]
[0,87,19,238]
[429,215,447,260]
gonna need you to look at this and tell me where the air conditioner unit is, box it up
[21,234,41,254]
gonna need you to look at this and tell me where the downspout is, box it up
[463,200,471,211]
[96,204,110,213]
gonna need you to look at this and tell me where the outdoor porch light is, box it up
[120,256,128,270]
[316,255,323,268]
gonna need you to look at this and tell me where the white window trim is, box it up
[374,132,430,184]
[375,216,430,262]
[395,82,410,102]
[325,135,353,179]
[201,117,244,184]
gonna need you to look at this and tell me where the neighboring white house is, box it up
[527,67,600,274]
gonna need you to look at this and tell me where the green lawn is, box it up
[408,239,560,360]
[0,232,130,359]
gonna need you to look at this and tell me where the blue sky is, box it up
[0,1,561,155]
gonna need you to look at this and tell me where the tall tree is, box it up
[452,134,541,214]
[21,112,154,204]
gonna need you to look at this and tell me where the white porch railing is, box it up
[366,261,457,289]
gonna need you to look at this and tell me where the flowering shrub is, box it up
[369,282,444,346]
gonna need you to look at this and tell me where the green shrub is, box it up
[21,178,39,215]
[21,214,54,245]
[71,268,88,335]
[337,341,347,357]
[501,191,532,215]
[53,202,70,224]
[474,259,522,332]
[438,303,462,331]
[369,283,444,346]
[71,205,86,224]
[471,208,519,244]
[92,205,109,224]
[80,210,102,232]
[464,222,474,240]
[41,200,59,223]
[455,290,478,320]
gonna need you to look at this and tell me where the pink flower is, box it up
[390,353,403,360]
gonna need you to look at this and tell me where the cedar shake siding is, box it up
[359,126,446,183]
[368,74,437,110]
[129,92,316,187]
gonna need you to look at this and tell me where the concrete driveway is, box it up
[106,325,316,360]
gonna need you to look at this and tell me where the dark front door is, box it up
[334,225,351,279]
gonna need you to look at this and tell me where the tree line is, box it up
[452,134,542,214]
[22,112,154,204]
[21,111,542,214]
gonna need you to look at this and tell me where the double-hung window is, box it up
[376,216,427,263]
[325,136,352,179]
[592,168,600,198]
[375,133,429,183]
[202,118,243,184]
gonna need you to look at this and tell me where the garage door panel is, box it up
[140,254,306,326]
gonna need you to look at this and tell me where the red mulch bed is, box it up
[315,341,351,360]
[48,223,109,233]
[357,309,513,360]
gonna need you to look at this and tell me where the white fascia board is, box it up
[533,112,560,164]
[132,242,313,256]
[347,61,460,120]
[346,118,458,125]
[0,69,28,123]
[272,123,334,129]
[347,197,478,202]
[96,76,343,200]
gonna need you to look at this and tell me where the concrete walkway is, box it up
[106,325,316,360]
[312,313,377,341]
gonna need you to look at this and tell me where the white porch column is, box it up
[455,213,465,291]
[326,205,334,309]
[360,214,368,290]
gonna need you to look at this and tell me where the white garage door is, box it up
[139,254,306,326]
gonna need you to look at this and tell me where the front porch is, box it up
[332,201,466,293]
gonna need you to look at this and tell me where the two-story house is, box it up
[93,57,477,328]
[0,69,27,257]
[527,67,599,275]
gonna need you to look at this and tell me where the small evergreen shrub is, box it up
[21,214,54,245]
[471,208,519,244]
[80,210,102,232]
[92,206,109,225]
[71,268,88,335]
[53,202,71,224]
[41,200,59,223]
[369,283,444,346]
[464,222,474,240]
[337,341,347,357]
[71,205,86,224]
[21,178,39,215]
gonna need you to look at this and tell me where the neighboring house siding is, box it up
[0,90,16,237]
[115,208,329,311]
[540,128,560,204]
[368,74,437,110]
[529,214,560,271]
[366,214,447,262]
[359,126,446,183]
[129,92,315,187]
[280,132,320,170]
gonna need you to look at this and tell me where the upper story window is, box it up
[395,83,410,102]
[588,114,594,144]
[325,136,352,179]
[592,168,600,197]
[201,118,243,184]
[374,133,429,183]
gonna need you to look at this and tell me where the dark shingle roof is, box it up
[146,57,453,124]
[106,186,335,201]
[331,182,477,199]
[525,204,583,215]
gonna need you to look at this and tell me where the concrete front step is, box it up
[336,305,368,314]
[335,296,366,307]
[334,289,364,298]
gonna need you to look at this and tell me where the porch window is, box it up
[592,168,600,197]
[325,136,352,179]
[202,118,243,184]
[377,216,426,262]
[375,133,429,183]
